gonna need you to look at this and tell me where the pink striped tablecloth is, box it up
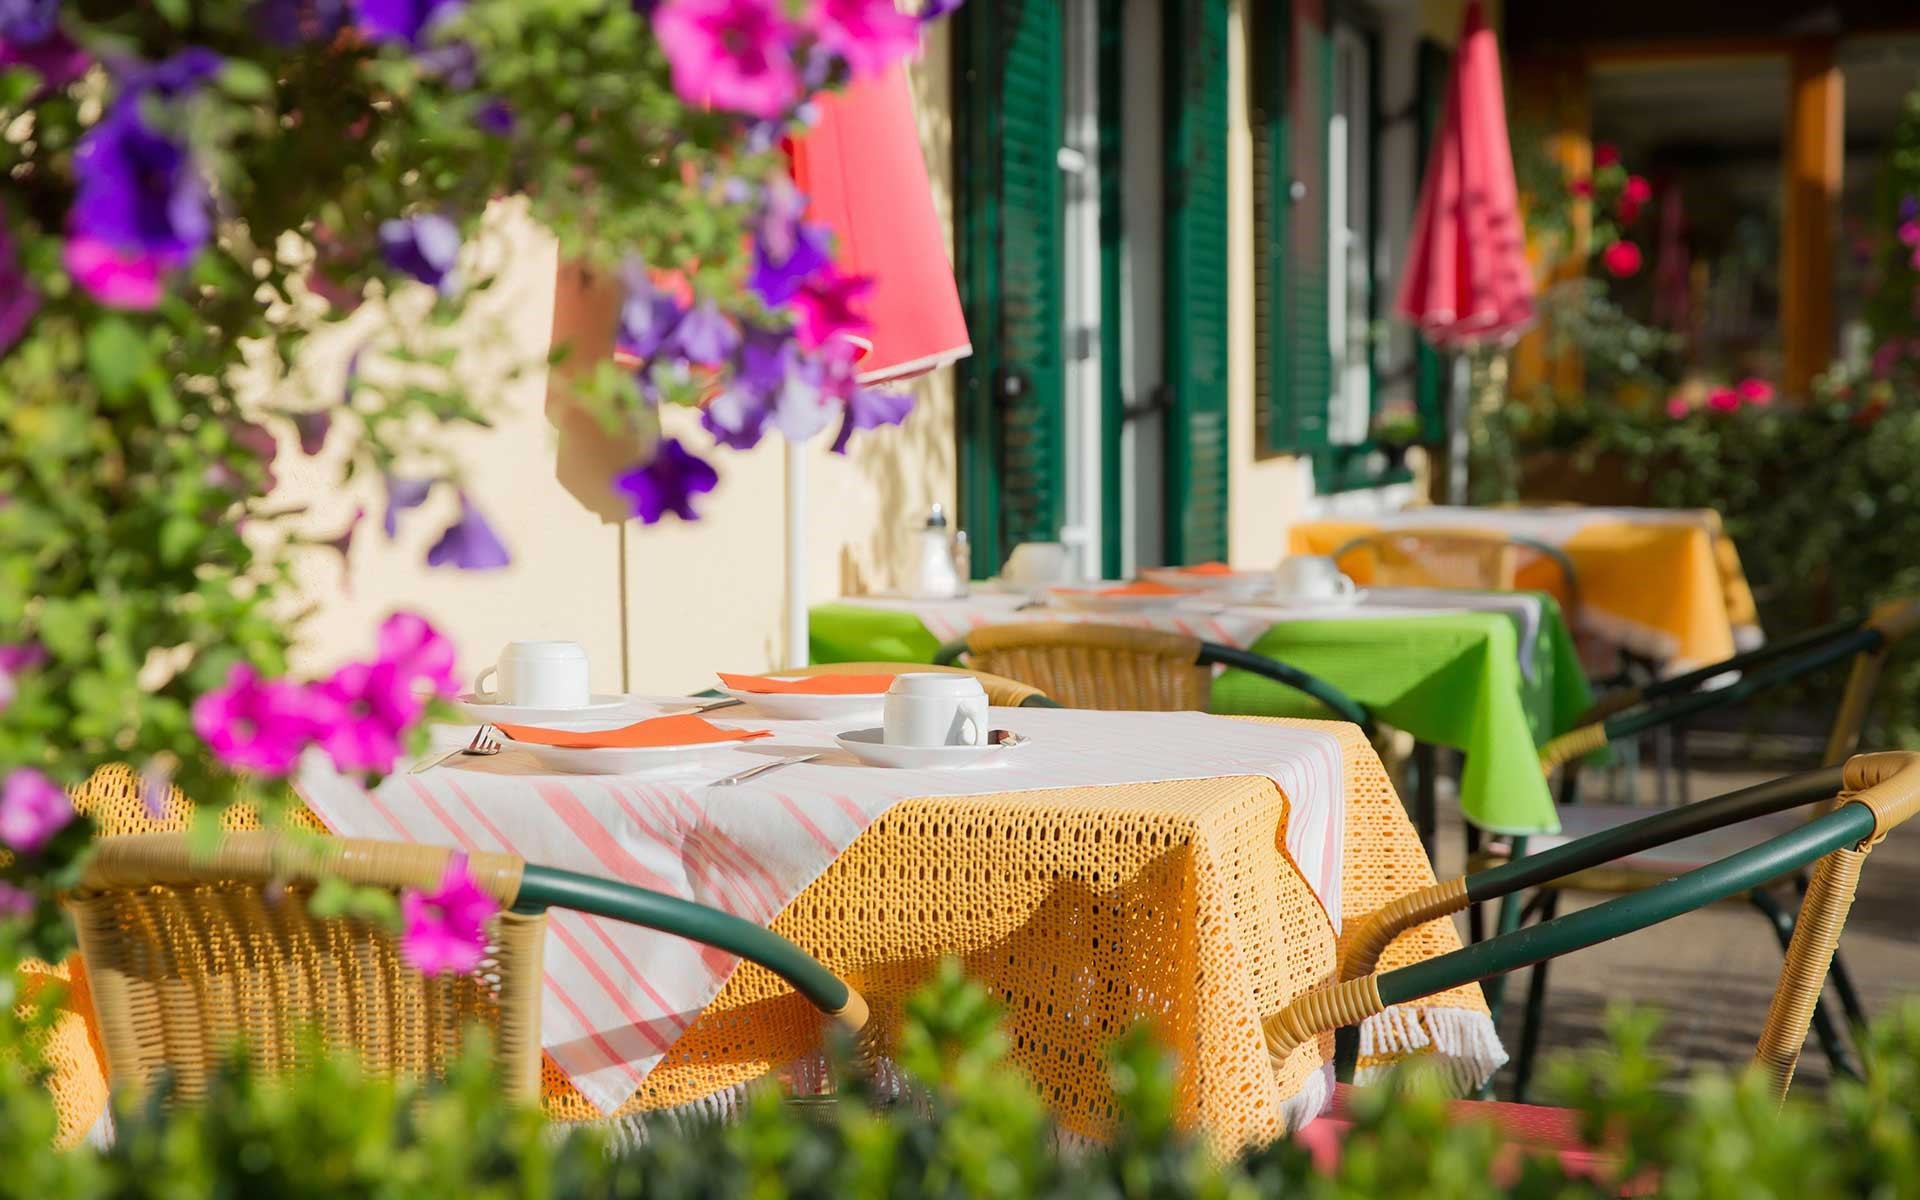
[296,705,1347,1115]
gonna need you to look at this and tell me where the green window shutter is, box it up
[1413,36,1451,445]
[953,0,1066,574]
[1163,0,1231,565]
[1253,0,1333,459]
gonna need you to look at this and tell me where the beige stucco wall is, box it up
[284,31,958,695]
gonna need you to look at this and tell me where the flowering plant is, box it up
[0,0,955,967]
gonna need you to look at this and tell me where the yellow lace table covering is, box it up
[40,719,1492,1153]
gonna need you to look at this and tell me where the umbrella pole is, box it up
[784,437,808,668]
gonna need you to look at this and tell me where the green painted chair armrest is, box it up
[1381,801,1876,1006]
[1199,642,1375,735]
[1604,627,1883,740]
[932,638,967,666]
[1632,615,1867,705]
[515,865,857,1020]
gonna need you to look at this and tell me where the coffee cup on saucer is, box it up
[883,673,989,747]
[1271,556,1358,603]
[471,641,592,709]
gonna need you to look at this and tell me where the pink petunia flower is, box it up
[400,855,499,976]
[63,235,167,310]
[376,611,460,700]
[192,664,326,775]
[1593,143,1620,168]
[0,768,73,855]
[1735,377,1774,407]
[1600,240,1642,279]
[0,640,46,716]
[1706,388,1741,414]
[1568,177,1592,199]
[1899,218,1920,247]
[653,0,803,120]
[789,268,874,350]
[313,659,423,775]
[0,881,34,920]
[810,0,921,79]
[1665,395,1691,420]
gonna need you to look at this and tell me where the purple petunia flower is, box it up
[119,46,223,97]
[382,474,434,537]
[379,213,462,295]
[668,301,740,366]
[614,437,719,523]
[71,106,212,263]
[749,178,835,307]
[0,0,59,43]
[474,98,516,136]
[252,0,350,46]
[0,640,46,716]
[353,0,463,47]
[426,492,510,569]
[0,0,88,89]
[920,0,967,20]
[293,409,332,455]
[0,215,37,355]
[192,664,327,775]
[617,262,687,363]
[1902,195,1919,223]
[0,768,72,855]
[653,0,803,120]
[0,881,33,920]
[831,381,914,453]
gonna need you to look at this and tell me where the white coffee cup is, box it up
[882,673,989,748]
[472,641,591,708]
[1002,542,1071,588]
[1272,555,1358,602]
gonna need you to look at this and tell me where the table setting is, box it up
[276,636,1501,1144]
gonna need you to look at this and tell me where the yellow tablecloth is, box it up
[41,721,1493,1153]
[1292,510,1760,670]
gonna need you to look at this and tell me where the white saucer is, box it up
[1140,567,1274,600]
[1263,589,1367,611]
[718,683,888,722]
[512,738,746,778]
[834,727,1023,769]
[1046,588,1181,614]
[455,694,630,723]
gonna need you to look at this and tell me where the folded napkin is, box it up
[1173,562,1236,576]
[497,714,772,750]
[717,672,896,695]
[1056,580,1185,598]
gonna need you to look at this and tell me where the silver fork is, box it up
[710,753,823,787]
[411,724,503,774]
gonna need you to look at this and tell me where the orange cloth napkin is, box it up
[497,714,772,750]
[1175,562,1235,576]
[717,672,896,695]
[1056,580,1185,598]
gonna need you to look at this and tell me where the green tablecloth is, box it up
[809,598,1591,835]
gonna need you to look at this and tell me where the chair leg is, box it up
[1511,890,1560,1103]
[1793,871,1871,1031]
[1413,741,1438,863]
[1749,886,1861,1080]
[1334,1025,1360,1084]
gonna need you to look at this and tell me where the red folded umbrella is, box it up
[1395,0,1535,348]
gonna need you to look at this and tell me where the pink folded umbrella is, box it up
[1395,0,1534,348]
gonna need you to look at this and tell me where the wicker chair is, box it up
[1329,528,1581,617]
[929,622,1373,731]
[774,661,1059,707]
[66,832,865,1111]
[1271,751,1920,1164]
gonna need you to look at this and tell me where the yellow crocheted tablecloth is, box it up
[41,719,1493,1153]
[1293,513,1761,671]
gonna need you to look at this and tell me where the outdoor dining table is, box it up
[1290,505,1763,672]
[811,587,1591,835]
[46,708,1504,1154]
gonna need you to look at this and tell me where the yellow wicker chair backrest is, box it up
[1336,529,1523,591]
[778,661,1048,708]
[958,623,1208,711]
[66,831,545,1106]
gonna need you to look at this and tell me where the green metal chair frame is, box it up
[1276,752,1920,1106]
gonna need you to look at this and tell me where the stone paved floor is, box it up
[1425,757,1920,1100]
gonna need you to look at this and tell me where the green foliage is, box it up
[5,957,1920,1197]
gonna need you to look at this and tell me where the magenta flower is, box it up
[0,217,34,356]
[615,437,719,523]
[789,268,874,350]
[314,659,419,774]
[0,768,73,855]
[1900,218,1920,248]
[1706,388,1741,415]
[653,0,803,120]
[401,855,499,976]
[1736,378,1774,407]
[1664,395,1691,420]
[192,664,326,775]
[0,640,46,716]
[426,493,511,570]
[63,235,165,310]
[0,881,33,920]
[810,0,921,79]
[377,611,460,700]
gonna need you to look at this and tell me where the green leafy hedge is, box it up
[9,959,1920,1198]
